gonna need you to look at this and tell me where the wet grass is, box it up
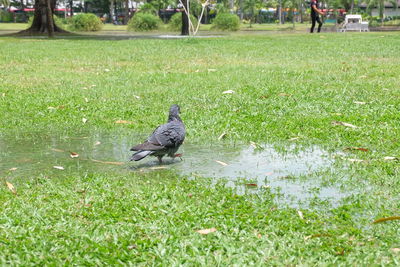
[0,32,400,264]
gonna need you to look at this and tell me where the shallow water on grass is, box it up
[1,132,352,208]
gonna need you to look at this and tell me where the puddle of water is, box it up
[1,132,351,208]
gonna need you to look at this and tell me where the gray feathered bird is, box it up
[130,104,185,163]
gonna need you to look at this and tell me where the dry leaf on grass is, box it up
[150,166,168,170]
[391,248,400,253]
[278,93,291,97]
[344,147,369,152]
[222,90,235,94]
[353,101,366,105]
[53,166,65,170]
[215,160,228,166]
[196,228,217,235]
[6,182,17,194]
[9,167,17,171]
[115,120,134,124]
[218,132,227,140]
[373,216,400,224]
[384,156,399,161]
[331,121,358,128]
[70,152,79,158]
[297,210,304,220]
[91,159,124,165]
[347,158,366,163]
[288,137,300,141]
[51,148,65,152]
[82,118,88,124]
[94,141,101,146]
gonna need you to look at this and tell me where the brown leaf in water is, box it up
[91,159,124,165]
[53,166,65,170]
[215,160,228,166]
[6,182,17,195]
[196,228,217,235]
[331,121,358,128]
[115,120,134,124]
[51,148,65,152]
[344,147,369,152]
[245,183,257,187]
[373,216,400,224]
[70,152,79,158]
[9,167,17,171]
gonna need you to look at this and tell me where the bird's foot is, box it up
[173,153,183,161]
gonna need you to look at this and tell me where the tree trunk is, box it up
[69,0,73,16]
[124,0,129,25]
[18,0,67,36]
[181,0,189,35]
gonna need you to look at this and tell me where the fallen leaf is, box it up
[47,106,56,110]
[94,141,101,146]
[222,90,235,94]
[70,152,79,158]
[127,245,137,250]
[104,68,110,72]
[91,159,124,165]
[250,141,261,149]
[278,93,291,96]
[1,93,5,97]
[373,216,400,224]
[359,75,367,78]
[384,156,399,161]
[259,95,269,99]
[257,233,262,239]
[53,166,65,170]
[150,166,168,170]
[353,101,366,105]
[297,210,304,220]
[188,193,193,198]
[196,228,217,235]
[218,132,227,140]
[344,147,369,152]
[331,121,358,128]
[245,183,257,187]
[51,148,65,153]
[288,137,300,141]
[84,97,89,103]
[207,69,217,72]
[347,158,366,163]
[9,167,17,171]
[115,120,134,124]
[215,160,228,166]
[133,95,140,99]
[262,185,270,189]
[331,112,343,116]
[391,248,400,253]
[6,182,16,194]
[82,118,88,123]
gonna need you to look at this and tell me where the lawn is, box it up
[0,30,399,265]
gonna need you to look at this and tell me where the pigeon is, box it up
[130,104,185,163]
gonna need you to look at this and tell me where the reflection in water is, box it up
[1,132,351,208]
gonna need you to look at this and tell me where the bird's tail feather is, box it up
[130,150,153,161]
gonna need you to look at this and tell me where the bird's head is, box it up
[168,104,181,121]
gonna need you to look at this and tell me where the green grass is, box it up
[0,32,400,264]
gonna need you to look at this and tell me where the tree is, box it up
[181,0,189,35]
[367,0,397,25]
[243,0,261,27]
[19,0,67,37]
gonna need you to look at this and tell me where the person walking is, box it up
[310,0,324,33]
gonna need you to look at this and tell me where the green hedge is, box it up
[127,13,161,32]
[211,13,240,31]
[69,13,103,32]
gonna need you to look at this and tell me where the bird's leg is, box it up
[157,156,163,164]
